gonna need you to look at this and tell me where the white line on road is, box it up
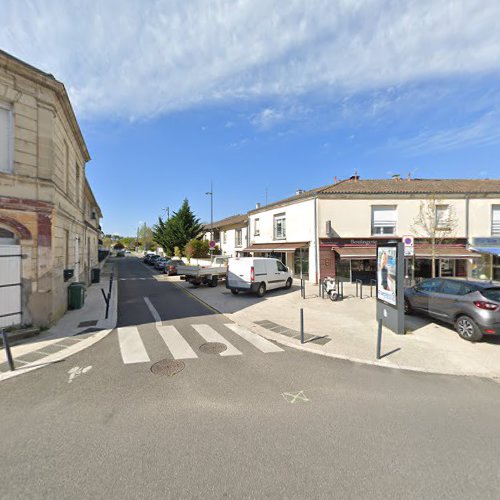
[192,324,242,356]
[224,324,284,353]
[157,325,198,360]
[144,296,162,327]
[118,326,150,364]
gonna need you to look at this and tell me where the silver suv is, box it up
[405,278,500,342]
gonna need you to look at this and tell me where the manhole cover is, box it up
[150,359,185,376]
[199,342,227,354]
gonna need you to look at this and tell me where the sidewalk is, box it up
[175,279,500,380]
[0,260,118,382]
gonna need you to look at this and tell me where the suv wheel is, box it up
[256,283,266,298]
[455,315,483,342]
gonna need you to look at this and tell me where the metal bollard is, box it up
[376,318,382,359]
[300,308,304,344]
[1,329,15,371]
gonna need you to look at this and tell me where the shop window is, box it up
[0,103,13,173]
[372,206,397,235]
[274,214,286,239]
[222,231,227,244]
[492,205,500,236]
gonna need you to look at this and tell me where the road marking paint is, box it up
[157,325,198,360]
[192,324,242,356]
[225,324,284,353]
[68,365,92,383]
[144,296,162,327]
[281,391,309,404]
[118,326,150,364]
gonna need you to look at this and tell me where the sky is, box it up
[2,0,500,236]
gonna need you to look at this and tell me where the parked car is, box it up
[405,278,500,342]
[164,259,186,275]
[226,257,293,297]
[143,254,156,264]
[154,257,171,271]
[148,255,161,265]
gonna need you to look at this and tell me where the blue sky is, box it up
[2,0,500,235]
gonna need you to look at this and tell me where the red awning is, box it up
[330,245,480,259]
[244,242,309,253]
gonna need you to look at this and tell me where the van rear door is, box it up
[227,258,251,289]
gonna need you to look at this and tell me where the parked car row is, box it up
[143,253,186,275]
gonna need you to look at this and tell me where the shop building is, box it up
[0,50,102,328]
[206,214,248,257]
[317,177,500,283]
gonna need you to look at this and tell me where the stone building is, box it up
[0,49,102,328]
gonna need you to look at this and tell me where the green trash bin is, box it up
[68,282,86,310]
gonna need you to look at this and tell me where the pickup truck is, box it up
[177,256,229,287]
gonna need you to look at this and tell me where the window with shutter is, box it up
[372,206,397,235]
[492,206,500,236]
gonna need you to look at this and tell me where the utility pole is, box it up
[206,182,214,256]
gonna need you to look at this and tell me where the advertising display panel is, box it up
[377,245,397,306]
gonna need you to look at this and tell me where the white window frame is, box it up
[254,218,260,236]
[371,206,397,235]
[235,229,242,247]
[273,213,286,240]
[0,102,14,174]
[435,204,451,230]
[492,205,500,237]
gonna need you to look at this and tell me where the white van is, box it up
[226,257,293,297]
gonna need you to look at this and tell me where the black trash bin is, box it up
[91,268,101,283]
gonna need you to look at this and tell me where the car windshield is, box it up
[481,287,500,302]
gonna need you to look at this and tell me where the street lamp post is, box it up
[206,182,213,256]
[137,221,144,254]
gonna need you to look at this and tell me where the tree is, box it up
[153,199,203,256]
[113,242,125,250]
[138,223,154,251]
[184,239,210,261]
[411,197,458,278]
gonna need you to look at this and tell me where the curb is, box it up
[0,272,119,383]
[174,282,500,382]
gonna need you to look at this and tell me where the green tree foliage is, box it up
[113,242,125,250]
[138,223,155,251]
[184,239,210,259]
[153,199,203,255]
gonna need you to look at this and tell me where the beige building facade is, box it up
[0,50,102,328]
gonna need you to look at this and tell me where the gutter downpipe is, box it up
[314,196,319,284]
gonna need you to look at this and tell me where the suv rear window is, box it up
[481,288,500,302]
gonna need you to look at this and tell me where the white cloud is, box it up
[1,0,500,120]
[388,109,500,155]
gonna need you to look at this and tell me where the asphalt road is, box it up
[1,257,500,499]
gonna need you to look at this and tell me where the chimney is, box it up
[334,176,338,184]
[392,174,401,181]
[295,188,304,195]
[350,170,360,182]
[407,172,412,181]
[256,202,261,209]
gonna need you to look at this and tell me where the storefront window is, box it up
[471,254,491,280]
[294,249,309,279]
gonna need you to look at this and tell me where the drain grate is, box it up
[78,320,98,327]
[150,359,185,376]
[199,342,227,354]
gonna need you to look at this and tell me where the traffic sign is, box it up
[402,235,414,256]
[209,240,217,249]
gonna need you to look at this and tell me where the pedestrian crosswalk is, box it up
[116,322,283,364]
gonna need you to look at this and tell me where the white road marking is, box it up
[192,324,242,356]
[144,296,162,327]
[157,325,198,360]
[118,327,150,364]
[68,365,92,383]
[224,324,284,353]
